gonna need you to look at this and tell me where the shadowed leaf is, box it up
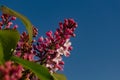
[0,30,20,63]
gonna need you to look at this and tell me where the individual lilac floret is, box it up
[35,19,77,73]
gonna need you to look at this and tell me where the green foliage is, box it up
[0,5,67,80]
[0,42,4,64]
[11,56,52,80]
[0,5,33,43]
[52,73,67,80]
[0,30,20,63]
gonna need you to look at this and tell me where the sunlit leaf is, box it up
[0,30,20,63]
[52,73,67,80]
[11,56,52,80]
[0,5,33,43]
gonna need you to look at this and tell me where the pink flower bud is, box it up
[59,22,63,29]
[4,75,10,80]
[11,16,16,20]
[13,25,18,29]
[59,61,65,65]
[38,36,44,42]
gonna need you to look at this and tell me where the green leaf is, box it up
[52,73,67,80]
[0,42,4,64]
[11,56,52,80]
[0,5,33,43]
[0,30,20,63]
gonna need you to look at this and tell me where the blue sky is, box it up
[1,0,120,80]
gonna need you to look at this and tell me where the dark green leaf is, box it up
[52,73,67,80]
[0,5,33,43]
[11,56,52,80]
[0,30,20,63]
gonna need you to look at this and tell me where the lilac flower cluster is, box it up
[15,31,36,61]
[0,61,23,80]
[14,25,38,79]
[0,13,77,79]
[34,19,77,73]
[0,14,18,29]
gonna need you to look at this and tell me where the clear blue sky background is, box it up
[1,0,120,80]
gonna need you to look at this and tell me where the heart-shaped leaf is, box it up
[0,5,33,43]
[0,30,20,63]
[11,56,52,80]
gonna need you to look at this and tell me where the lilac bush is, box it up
[0,6,77,80]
